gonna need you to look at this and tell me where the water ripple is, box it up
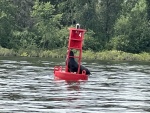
[0,58,150,113]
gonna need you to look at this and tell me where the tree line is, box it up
[0,0,150,53]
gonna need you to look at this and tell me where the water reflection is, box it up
[66,81,81,91]
[0,57,150,113]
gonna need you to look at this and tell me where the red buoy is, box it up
[53,26,88,81]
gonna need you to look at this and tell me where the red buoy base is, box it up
[54,66,88,81]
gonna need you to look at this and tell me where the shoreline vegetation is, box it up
[0,47,150,62]
[1,0,150,61]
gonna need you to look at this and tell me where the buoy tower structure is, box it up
[54,24,88,81]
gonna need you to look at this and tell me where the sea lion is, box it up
[67,50,91,75]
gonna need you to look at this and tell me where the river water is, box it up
[0,57,150,113]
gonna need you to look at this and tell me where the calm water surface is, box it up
[0,57,150,113]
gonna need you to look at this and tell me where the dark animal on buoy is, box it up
[79,65,91,75]
[66,50,78,72]
[67,50,91,75]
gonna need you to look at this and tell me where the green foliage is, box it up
[82,50,96,59]
[0,0,17,48]
[0,0,150,57]
[83,50,150,61]
[110,0,150,53]
[0,46,150,61]
[84,29,99,51]
[11,0,34,28]
[12,30,37,50]
[0,46,16,56]
[38,47,66,58]
[146,0,150,20]
[31,0,63,49]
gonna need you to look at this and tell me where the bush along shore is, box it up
[0,47,150,62]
